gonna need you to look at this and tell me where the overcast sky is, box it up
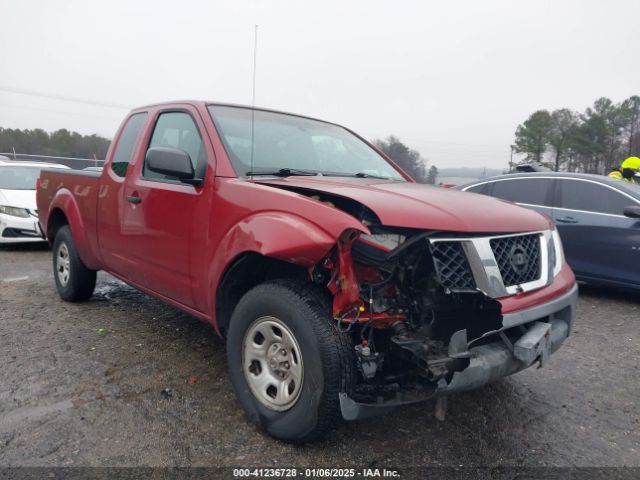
[1,0,639,169]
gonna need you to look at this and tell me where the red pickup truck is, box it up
[37,101,577,443]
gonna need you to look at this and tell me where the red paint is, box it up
[354,263,385,283]
[36,101,575,335]
[44,186,102,270]
[329,232,363,317]
[256,177,552,233]
[340,311,407,328]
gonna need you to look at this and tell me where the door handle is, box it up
[556,216,578,224]
[127,195,142,204]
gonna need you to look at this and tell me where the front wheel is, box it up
[226,280,355,443]
[52,225,96,302]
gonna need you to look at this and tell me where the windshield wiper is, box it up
[353,172,391,179]
[318,171,393,180]
[246,168,318,177]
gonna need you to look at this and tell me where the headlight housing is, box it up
[358,233,406,251]
[549,228,565,277]
[0,205,30,218]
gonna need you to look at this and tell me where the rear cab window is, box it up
[111,113,148,178]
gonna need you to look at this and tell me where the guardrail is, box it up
[0,153,104,170]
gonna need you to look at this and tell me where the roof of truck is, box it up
[132,100,341,127]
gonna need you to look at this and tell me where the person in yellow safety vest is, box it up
[608,156,640,183]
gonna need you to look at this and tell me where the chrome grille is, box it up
[430,241,475,290]
[490,234,541,287]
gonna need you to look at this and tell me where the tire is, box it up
[226,279,355,443]
[52,225,96,302]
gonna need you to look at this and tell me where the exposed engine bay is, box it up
[304,191,507,406]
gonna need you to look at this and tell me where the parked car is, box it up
[456,172,640,290]
[515,162,551,172]
[37,101,577,443]
[0,160,69,243]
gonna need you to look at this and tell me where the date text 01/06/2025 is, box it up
[233,468,401,478]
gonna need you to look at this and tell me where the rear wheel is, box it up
[226,279,355,443]
[52,225,96,302]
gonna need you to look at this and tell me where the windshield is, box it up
[208,106,405,180]
[0,166,42,190]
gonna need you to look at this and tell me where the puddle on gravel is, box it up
[93,278,149,304]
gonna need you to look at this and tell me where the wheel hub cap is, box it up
[242,316,304,411]
[56,243,70,287]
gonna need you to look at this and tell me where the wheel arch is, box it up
[207,211,367,336]
[46,207,69,246]
[46,189,101,269]
[215,252,310,337]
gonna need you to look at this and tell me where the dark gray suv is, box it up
[456,172,640,290]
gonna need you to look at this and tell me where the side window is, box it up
[111,113,148,178]
[557,180,631,215]
[143,112,203,181]
[465,183,490,194]
[491,178,552,206]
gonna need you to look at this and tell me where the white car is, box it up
[0,160,70,243]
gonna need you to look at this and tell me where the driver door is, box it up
[120,107,208,306]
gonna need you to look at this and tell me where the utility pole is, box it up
[509,145,515,172]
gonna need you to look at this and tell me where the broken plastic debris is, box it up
[160,388,172,398]
[188,376,198,385]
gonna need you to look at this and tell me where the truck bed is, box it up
[37,168,103,269]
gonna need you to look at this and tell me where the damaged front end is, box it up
[314,221,577,421]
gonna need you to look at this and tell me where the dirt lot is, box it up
[1,243,639,472]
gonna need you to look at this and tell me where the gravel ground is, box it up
[1,243,639,472]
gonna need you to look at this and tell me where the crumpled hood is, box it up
[0,189,37,210]
[256,177,552,233]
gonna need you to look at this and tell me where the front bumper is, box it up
[0,213,45,243]
[340,283,578,421]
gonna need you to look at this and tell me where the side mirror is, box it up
[623,205,640,218]
[145,147,195,181]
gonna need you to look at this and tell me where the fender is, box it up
[206,211,369,334]
[48,188,101,270]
